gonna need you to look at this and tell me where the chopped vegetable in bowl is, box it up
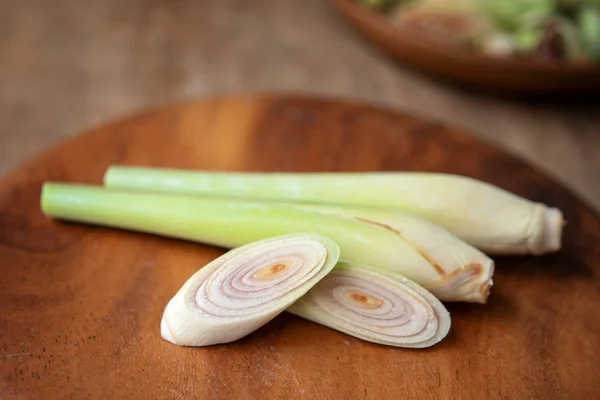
[359,0,600,62]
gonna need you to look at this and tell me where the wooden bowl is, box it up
[329,0,600,94]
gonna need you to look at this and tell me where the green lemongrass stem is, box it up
[103,167,564,255]
[40,183,489,303]
[160,233,340,346]
[288,262,451,348]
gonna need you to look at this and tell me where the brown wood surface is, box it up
[330,0,600,94]
[1,95,599,399]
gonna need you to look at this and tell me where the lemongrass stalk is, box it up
[103,166,564,255]
[40,183,489,303]
[288,261,451,348]
[160,233,340,346]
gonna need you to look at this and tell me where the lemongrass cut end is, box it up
[287,262,451,349]
[160,233,340,347]
[425,257,495,304]
[535,206,564,255]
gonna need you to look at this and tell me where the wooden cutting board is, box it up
[1,95,599,400]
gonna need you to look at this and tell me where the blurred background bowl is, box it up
[330,0,600,95]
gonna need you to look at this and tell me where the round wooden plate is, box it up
[329,0,600,94]
[1,95,599,399]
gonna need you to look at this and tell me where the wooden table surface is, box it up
[1,0,599,213]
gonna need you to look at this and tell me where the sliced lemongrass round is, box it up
[160,233,340,346]
[287,262,451,349]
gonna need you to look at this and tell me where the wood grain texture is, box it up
[1,0,600,214]
[1,95,599,399]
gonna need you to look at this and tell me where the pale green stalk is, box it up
[103,166,564,255]
[40,183,489,303]
[160,233,340,346]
